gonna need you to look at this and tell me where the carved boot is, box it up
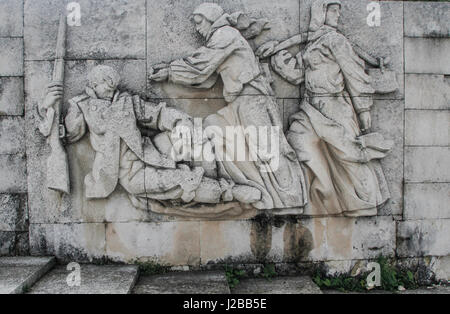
[193,177,261,205]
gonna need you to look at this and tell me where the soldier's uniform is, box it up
[64,88,219,204]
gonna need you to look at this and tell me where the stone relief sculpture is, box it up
[37,1,400,220]
[256,0,397,217]
[149,3,307,213]
[39,64,268,216]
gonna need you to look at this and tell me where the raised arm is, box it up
[256,33,307,58]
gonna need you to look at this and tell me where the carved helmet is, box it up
[309,0,342,32]
[192,3,224,23]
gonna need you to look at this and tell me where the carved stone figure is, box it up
[149,3,307,212]
[257,0,396,217]
[38,65,263,211]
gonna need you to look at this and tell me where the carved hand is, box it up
[256,40,279,58]
[271,50,303,85]
[42,83,63,110]
[359,112,372,133]
[148,63,169,82]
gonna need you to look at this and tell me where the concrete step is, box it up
[133,271,231,294]
[28,265,139,294]
[0,256,56,294]
[231,276,323,294]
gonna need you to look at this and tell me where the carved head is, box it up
[87,65,120,101]
[192,3,223,38]
[309,0,342,32]
[325,3,341,28]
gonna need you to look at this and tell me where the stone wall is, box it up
[0,0,448,281]
[0,0,28,256]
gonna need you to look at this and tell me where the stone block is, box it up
[0,231,28,256]
[404,183,450,220]
[24,0,146,60]
[405,38,450,74]
[29,265,138,294]
[133,271,230,294]
[405,74,450,110]
[29,223,106,262]
[269,216,396,262]
[0,256,56,294]
[397,219,450,258]
[0,154,27,193]
[200,220,256,265]
[404,1,450,38]
[405,110,450,146]
[300,0,404,100]
[432,255,450,282]
[0,77,24,116]
[0,38,23,76]
[0,0,24,37]
[0,117,25,154]
[106,222,201,266]
[371,99,404,216]
[405,147,450,183]
[0,194,28,231]
[232,276,322,294]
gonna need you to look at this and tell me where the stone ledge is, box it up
[28,265,139,294]
[0,256,55,294]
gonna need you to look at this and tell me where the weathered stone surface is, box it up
[397,219,450,258]
[0,256,55,294]
[371,99,404,216]
[200,220,255,264]
[405,74,450,110]
[199,217,395,264]
[0,117,25,154]
[432,256,450,281]
[0,194,28,231]
[405,184,450,220]
[24,0,146,60]
[133,271,230,294]
[232,276,322,294]
[405,38,450,74]
[270,216,396,262]
[0,154,27,193]
[29,223,106,262]
[0,38,23,76]
[0,231,15,255]
[406,110,450,146]
[405,147,450,183]
[0,77,24,116]
[0,0,23,37]
[147,0,300,99]
[404,2,450,38]
[0,231,29,256]
[28,265,138,294]
[300,0,404,100]
[106,222,200,266]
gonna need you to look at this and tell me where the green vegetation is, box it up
[225,266,247,289]
[313,257,419,293]
[261,264,277,280]
[134,260,170,276]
